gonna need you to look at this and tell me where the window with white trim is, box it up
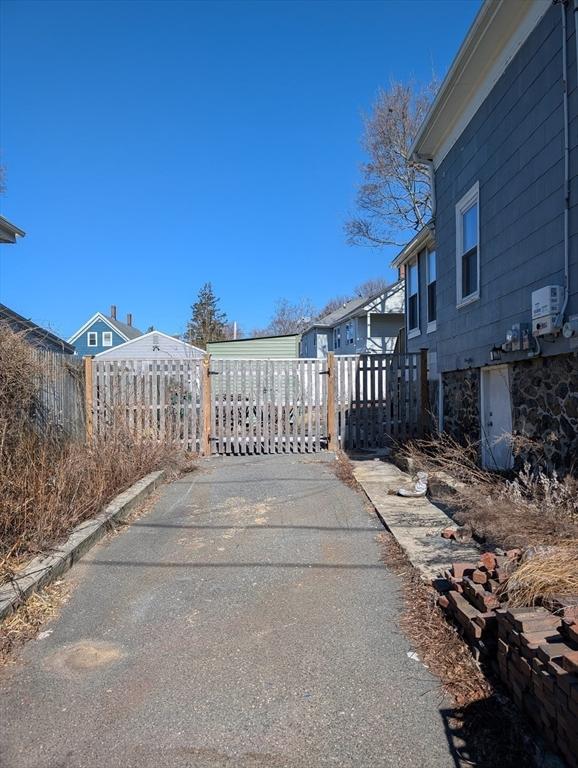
[102,331,113,347]
[456,182,480,306]
[407,259,419,335]
[427,249,437,328]
[87,331,98,347]
[345,322,354,344]
[333,327,341,349]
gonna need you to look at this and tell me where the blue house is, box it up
[69,305,142,356]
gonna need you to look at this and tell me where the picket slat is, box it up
[87,353,422,455]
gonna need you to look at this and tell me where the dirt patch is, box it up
[46,640,123,672]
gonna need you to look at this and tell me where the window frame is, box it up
[345,321,354,345]
[333,327,341,349]
[102,331,113,347]
[407,257,420,339]
[455,181,480,308]
[426,248,437,333]
[87,331,98,347]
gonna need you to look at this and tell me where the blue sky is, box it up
[0,0,480,339]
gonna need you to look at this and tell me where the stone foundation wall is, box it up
[511,353,578,472]
[441,369,480,444]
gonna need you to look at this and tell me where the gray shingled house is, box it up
[393,0,578,471]
[300,283,404,359]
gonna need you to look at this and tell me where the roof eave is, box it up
[410,0,550,163]
[391,225,435,269]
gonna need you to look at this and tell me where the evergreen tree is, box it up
[186,283,227,349]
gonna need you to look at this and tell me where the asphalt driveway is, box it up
[0,453,455,768]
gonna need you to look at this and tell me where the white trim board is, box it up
[412,0,550,168]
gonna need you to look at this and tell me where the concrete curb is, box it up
[0,469,166,623]
[350,458,480,581]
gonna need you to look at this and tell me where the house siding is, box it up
[96,333,204,360]
[207,335,301,359]
[73,319,126,357]
[407,3,578,373]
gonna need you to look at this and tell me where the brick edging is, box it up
[0,469,166,622]
[438,556,578,767]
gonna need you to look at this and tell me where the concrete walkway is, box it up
[0,453,456,768]
[351,458,480,580]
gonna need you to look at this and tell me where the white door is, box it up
[481,365,513,470]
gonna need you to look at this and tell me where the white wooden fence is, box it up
[89,352,428,454]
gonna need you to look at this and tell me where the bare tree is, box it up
[316,294,352,319]
[354,277,389,297]
[346,79,437,248]
[254,298,317,337]
[223,321,244,340]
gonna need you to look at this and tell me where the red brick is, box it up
[479,552,497,572]
[437,595,450,609]
[451,562,476,580]
[536,638,577,664]
[561,651,578,674]
[505,608,560,634]
[472,569,487,585]
[441,527,457,539]
[472,611,497,631]
[567,623,578,645]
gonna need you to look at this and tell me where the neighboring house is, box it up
[69,306,142,356]
[95,330,204,360]
[300,283,405,358]
[0,214,25,244]
[0,303,75,354]
[393,0,578,471]
[207,334,301,359]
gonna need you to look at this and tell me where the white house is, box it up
[95,330,205,360]
[300,283,405,358]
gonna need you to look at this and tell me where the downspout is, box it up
[555,0,570,328]
[421,158,436,224]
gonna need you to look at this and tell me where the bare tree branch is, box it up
[346,79,437,248]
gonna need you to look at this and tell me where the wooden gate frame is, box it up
[85,350,430,454]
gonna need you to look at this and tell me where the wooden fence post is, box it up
[326,352,336,452]
[201,354,212,456]
[419,348,429,437]
[83,356,94,442]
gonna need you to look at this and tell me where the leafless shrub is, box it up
[398,434,578,549]
[0,326,189,574]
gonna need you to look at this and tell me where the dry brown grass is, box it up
[504,542,578,609]
[379,530,539,767]
[379,530,491,706]
[398,434,578,549]
[0,580,69,663]
[0,325,190,577]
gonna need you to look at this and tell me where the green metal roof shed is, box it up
[207,334,301,359]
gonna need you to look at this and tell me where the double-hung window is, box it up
[102,331,113,347]
[87,331,98,347]
[333,327,341,349]
[456,182,480,306]
[345,322,354,345]
[407,259,419,337]
[427,249,437,330]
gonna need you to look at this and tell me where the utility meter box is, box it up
[532,285,564,336]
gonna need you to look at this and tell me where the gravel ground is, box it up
[0,452,457,768]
